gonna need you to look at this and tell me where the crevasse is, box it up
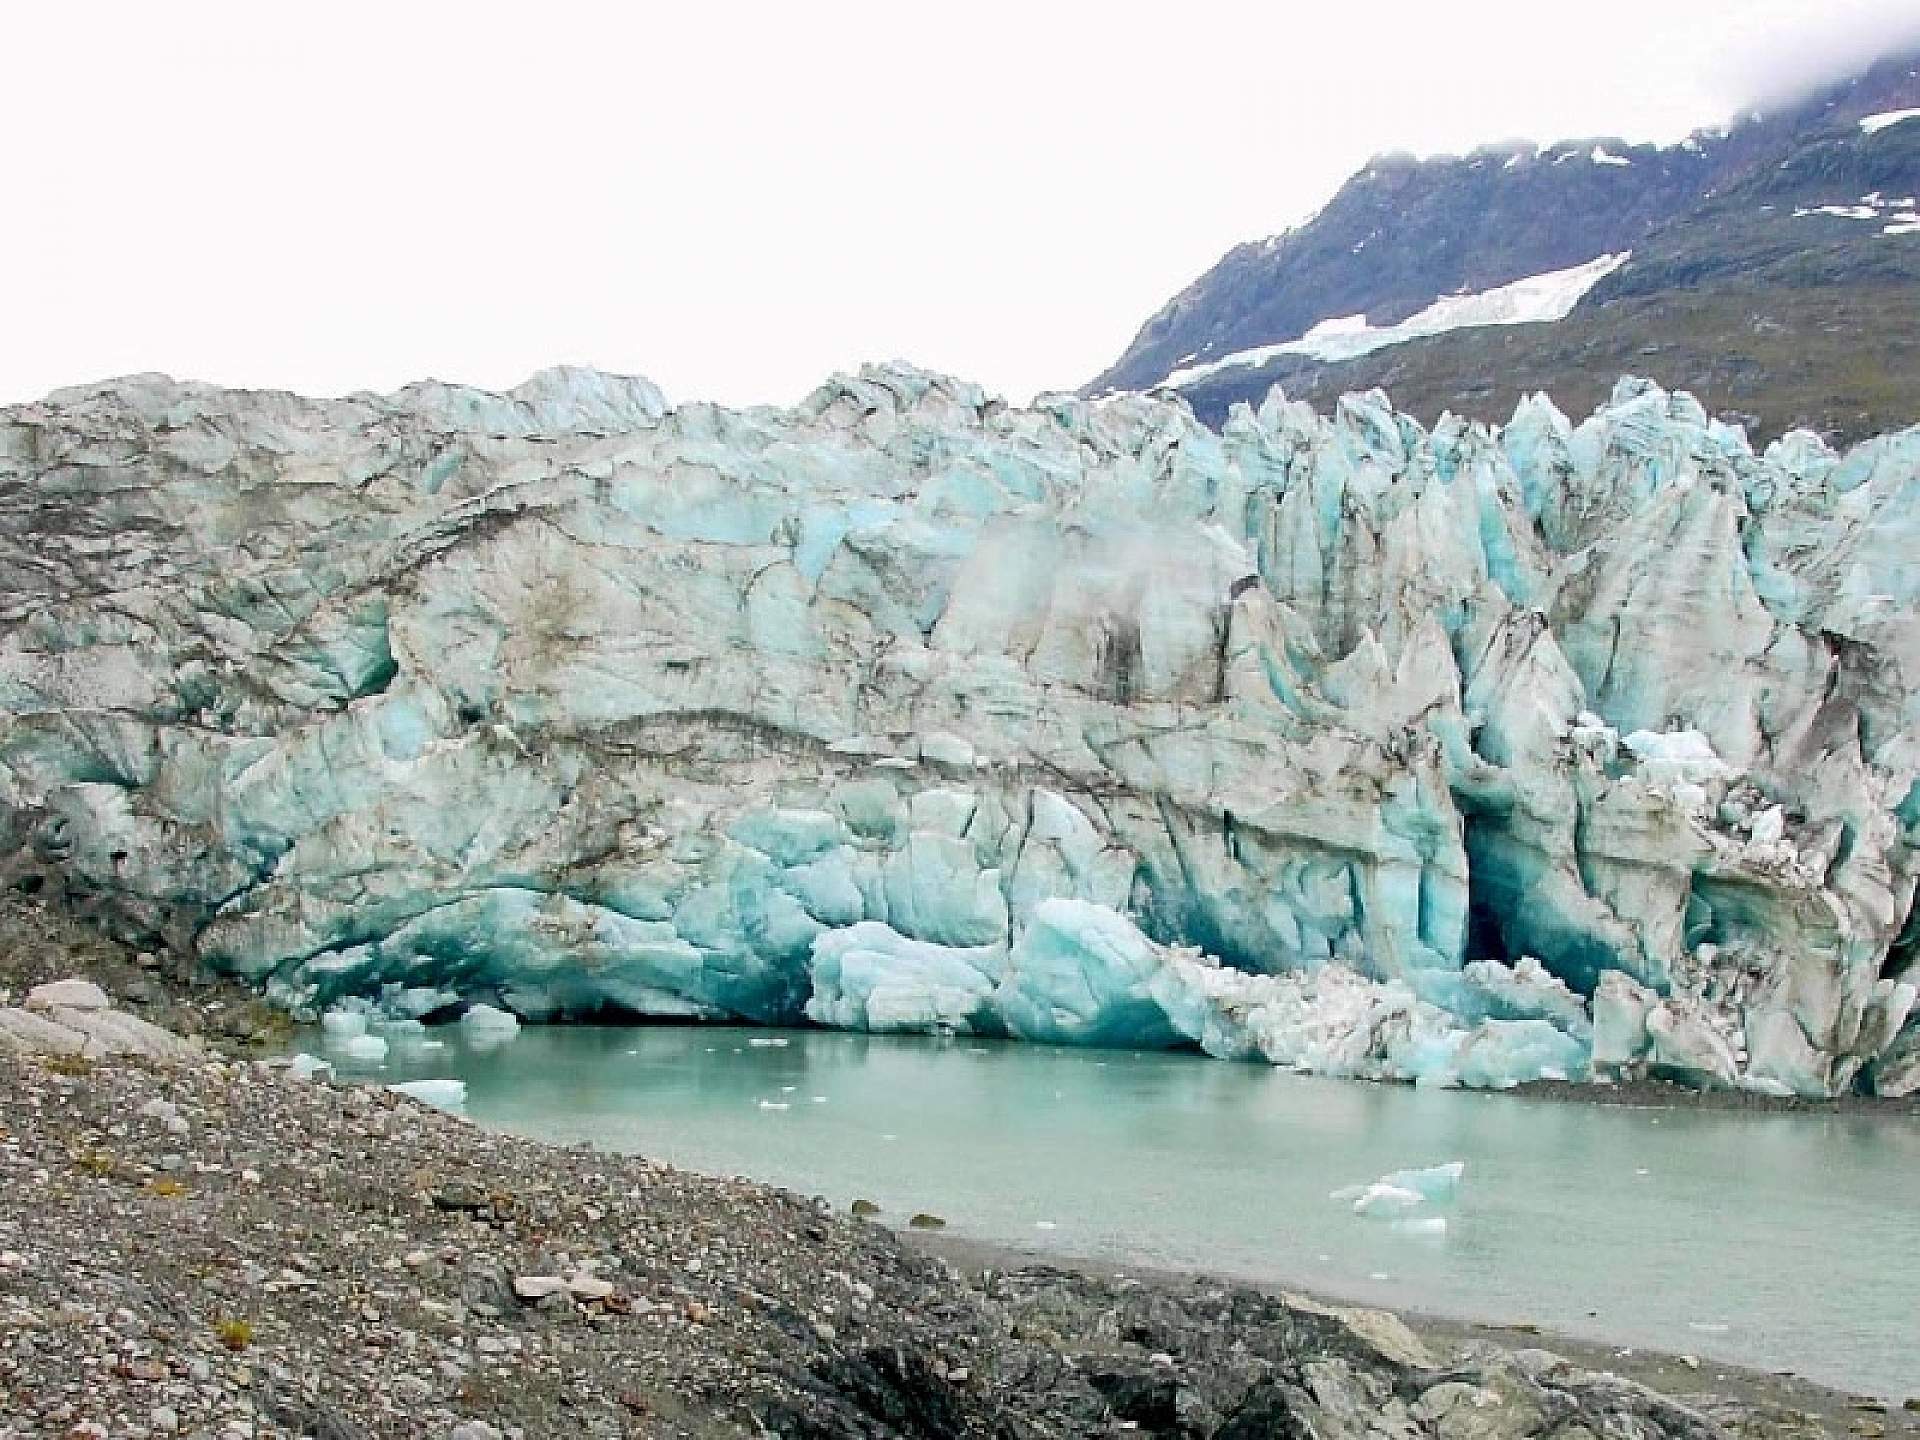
[1,365,1916,1097]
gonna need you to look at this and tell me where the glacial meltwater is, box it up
[315,1024,1920,1398]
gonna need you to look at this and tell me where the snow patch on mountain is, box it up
[1859,107,1920,135]
[1152,253,1630,391]
[1790,192,1920,235]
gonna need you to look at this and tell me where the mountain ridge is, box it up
[1085,47,1920,443]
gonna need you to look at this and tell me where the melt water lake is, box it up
[314,1024,1920,1398]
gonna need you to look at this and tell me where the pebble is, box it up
[567,1274,614,1302]
[26,978,112,1012]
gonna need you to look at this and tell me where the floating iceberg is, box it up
[1,366,1916,1096]
[1334,1162,1465,1223]
[320,1009,370,1044]
[1350,1185,1427,1219]
[460,1004,522,1041]
[1378,1162,1465,1201]
[285,1052,335,1083]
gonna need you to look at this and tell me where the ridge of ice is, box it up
[3,365,1918,1097]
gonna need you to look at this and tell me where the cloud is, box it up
[1708,0,1920,111]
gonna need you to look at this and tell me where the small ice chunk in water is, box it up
[461,1004,521,1040]
[1334,1161,1465,1218]
[320,1009,369,1044]
[1687,1321,1730,1334]
[758,1100,790,1111]
[1350,1184,1426,1219]
[389,1078,467,1110]
[1377,1161,1465,1200]
[286,1052,334,1082]
[1034,1220,1058,1230]
[1391,1216,1449,1237]
[748,1036,790,1048]
[339,1034,388,1062]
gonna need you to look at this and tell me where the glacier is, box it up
[1,364,1917,1097]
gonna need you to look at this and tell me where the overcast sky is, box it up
[5,0,1918,409]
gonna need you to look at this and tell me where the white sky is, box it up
[4,0,1918,408]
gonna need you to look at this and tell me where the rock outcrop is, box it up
[1,364,1915,1095]
[0,976,198,1063]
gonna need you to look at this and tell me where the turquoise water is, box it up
[319,1024,1920,1398]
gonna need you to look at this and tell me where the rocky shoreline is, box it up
[1511,1077,1920,1119]
[904,1235,1915,1440]
[0,899,1911,1438]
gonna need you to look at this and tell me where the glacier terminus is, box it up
[2,364,1916,1099]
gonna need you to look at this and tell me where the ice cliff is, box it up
[2,365,1916,1097]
